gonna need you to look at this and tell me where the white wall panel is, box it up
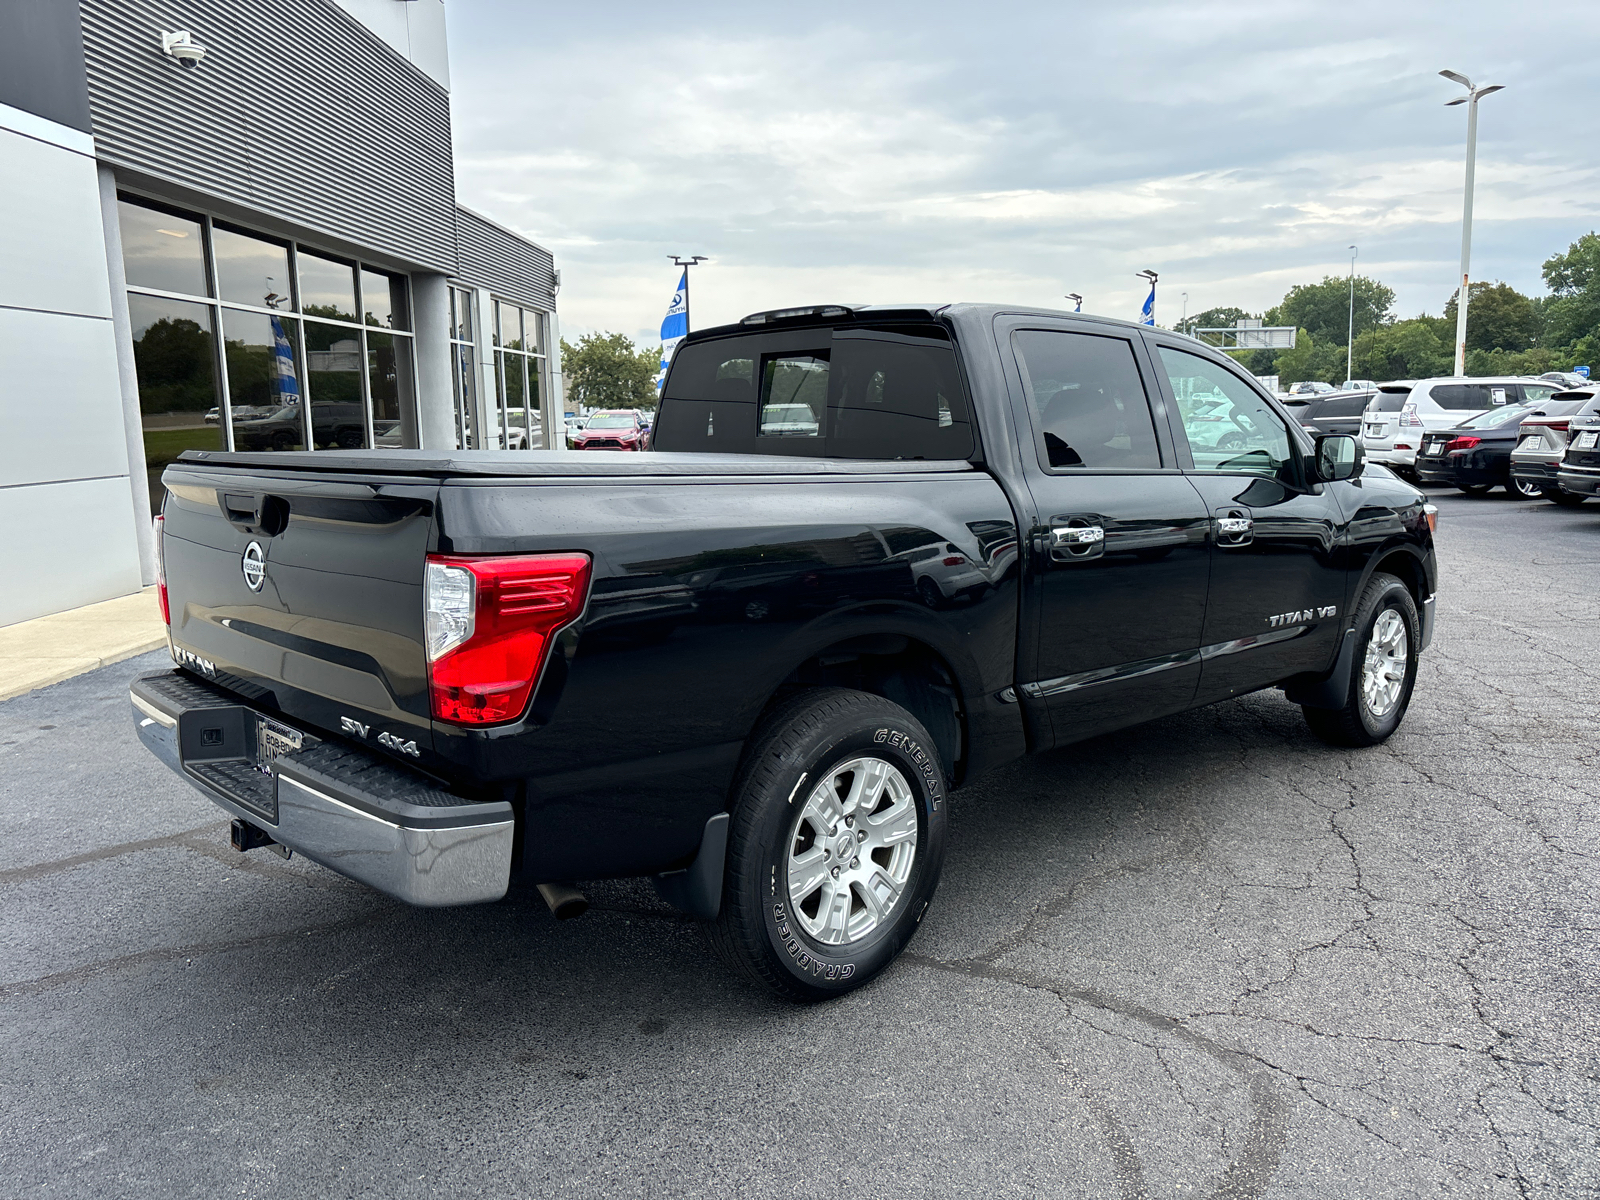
[0,477,144,627]
[0,307,130,488]
[0,121,114,318]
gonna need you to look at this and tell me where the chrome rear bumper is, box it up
[131,671,512,906]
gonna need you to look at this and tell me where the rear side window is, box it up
[1011,330,1161,469]
[1315,393,1370,418]
[1430,383,1510,410]
[656,324,973,459]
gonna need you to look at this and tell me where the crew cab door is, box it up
[1145,338,1349,704]
[999,318,1212,747]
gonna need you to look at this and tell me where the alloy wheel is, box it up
[786,757,918,946]
[1361,609,1409,720]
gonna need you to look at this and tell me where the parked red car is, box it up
[573,410,649,451]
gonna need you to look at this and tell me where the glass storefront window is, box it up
[223,309,306,452]
[118,200,208,297]
[129,294,222,513]
[362,268,407,330]
[368,331,406,448]
[213,224,292,310]
[450,287,473,341]
[298,251,358,323]
[304,320,366,449]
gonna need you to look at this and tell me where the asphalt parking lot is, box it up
[3,484,1599,1199]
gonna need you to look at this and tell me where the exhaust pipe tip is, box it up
[536,881,588,921]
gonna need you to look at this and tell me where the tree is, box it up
[1350,318,1450,382]
[1265,275,1395,346]
[1183,306,1255,337]
[1443,281,1538,352]
[1538,233,1600,350]
[561,332,659,411]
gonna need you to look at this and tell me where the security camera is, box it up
[161,30,207,69]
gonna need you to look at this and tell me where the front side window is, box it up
[1158,346,1293,477]
[1012,330,1160,470]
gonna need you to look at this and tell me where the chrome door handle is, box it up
[1052,525,1105,547]
[1214,514,1254,546]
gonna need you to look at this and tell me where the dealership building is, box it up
[1,0,564,627]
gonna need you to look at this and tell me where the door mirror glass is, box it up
[1316,434,1362,481]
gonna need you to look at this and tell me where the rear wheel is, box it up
[1551,490,1588,507]
[707,688,948,1001]
[1458,483,1492,496]
[1511,476,1545,500]
[1302,572,1419,748]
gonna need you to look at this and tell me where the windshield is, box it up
[1457,403,1533,429]
[587,414,635,429]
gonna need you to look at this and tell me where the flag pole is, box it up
[670,255,708,332]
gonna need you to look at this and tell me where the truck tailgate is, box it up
[160,463,440,757]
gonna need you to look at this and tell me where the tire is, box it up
[707,688,949,1001]
[1302,572,1420,748]
[1458,483,1492,496]
[917,577,944,609]
[336,429,364,449]
[1511,476,1546,500]
[1551,490,1588,507]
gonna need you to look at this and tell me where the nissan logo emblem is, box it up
[241,541,266,591]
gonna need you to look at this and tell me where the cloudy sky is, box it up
[445,0,1600,346]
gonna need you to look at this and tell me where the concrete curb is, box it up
[0,588,167,703]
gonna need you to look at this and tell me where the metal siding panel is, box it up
[81,0,456,273]
[453,207,554,311]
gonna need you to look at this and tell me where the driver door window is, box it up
[1158,346,1292,477]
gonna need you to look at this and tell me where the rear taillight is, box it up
[153,514,170,626]
[1444,435,1482,452]
[942,555,965,566]
[1400,405,1423,427]
[425,553,592,726]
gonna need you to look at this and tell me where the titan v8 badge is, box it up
[1268,606,1337,628]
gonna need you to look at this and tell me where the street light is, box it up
[1065,293,1083,312]
[1180,292,1189,336]
[669,254,708,331]
[1440,70,1505,377]
[1136,269,1158,325]
[1346,245,1357,385]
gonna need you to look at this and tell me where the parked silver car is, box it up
[1510,386,1600,505]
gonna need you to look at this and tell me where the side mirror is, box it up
[1315,434,1363,482]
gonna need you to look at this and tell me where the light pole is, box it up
[1136,269,1158,325]
[669,254,708,331]
[1346,245,1357,385]
[1440,70,1504,377]
[1065,293,1083,313]
[1180,292,1189,336]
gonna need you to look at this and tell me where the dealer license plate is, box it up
[255,714,304,775]
[1575,431,1599,450]
[1366,424,1385,437]
[1519,435,1544,452]
[1425,440,1446,455]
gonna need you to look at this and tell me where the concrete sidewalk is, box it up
[0,588,166,702]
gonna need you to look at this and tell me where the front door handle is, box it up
[1214,513,1254,547]
[1050,523,1106,561]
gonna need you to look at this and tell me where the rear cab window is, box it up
[655,323,975,460]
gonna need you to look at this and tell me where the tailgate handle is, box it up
[221,493,289,537]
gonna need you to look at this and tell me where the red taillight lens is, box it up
[425,553,592,726]
[153,514,170,626]
[1444,435,1481,452]
[942,555,965,566]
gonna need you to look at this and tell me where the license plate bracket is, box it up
[255,713,305,775]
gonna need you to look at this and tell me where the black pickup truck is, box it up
[132,303,1438,1000]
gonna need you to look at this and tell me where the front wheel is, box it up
[1302,572,1420,748]
[707,688,948,1001]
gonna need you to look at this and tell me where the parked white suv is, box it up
[1362,377,1559,476]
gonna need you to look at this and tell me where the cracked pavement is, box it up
[3,485,1599,1198]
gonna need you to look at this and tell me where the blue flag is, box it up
[1140,284,1155,327]
[1074,297,1082,312]
[656,270,689,391]
[269,314,301,405]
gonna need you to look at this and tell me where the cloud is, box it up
[447,0,1600,344]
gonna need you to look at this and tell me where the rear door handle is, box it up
[1049,522,1106,561]
[1214,513,1254,547]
